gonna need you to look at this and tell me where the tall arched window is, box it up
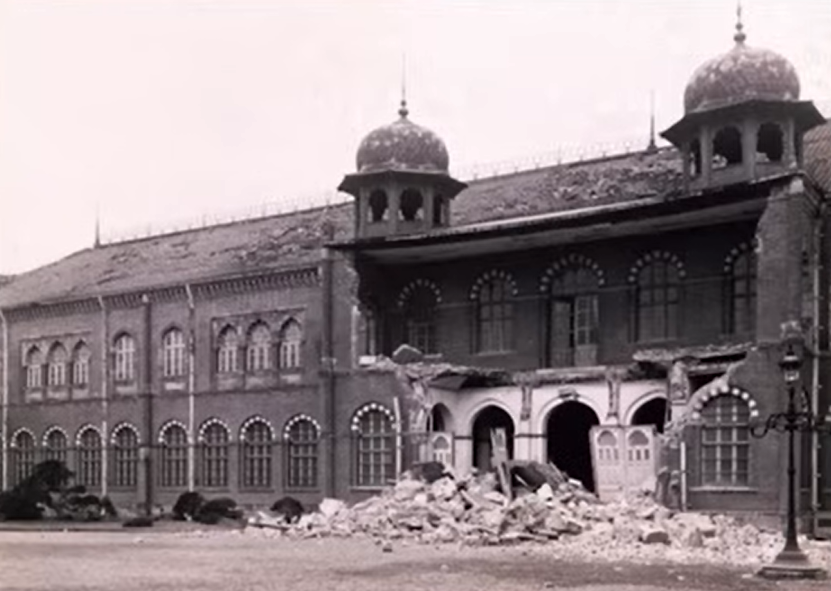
[353,406,394,488]
[633,258,681,342]
[725,247,757,335]
[113,333,136,382]
[700,395,750,486]
[401,285,438,355]
[368,190,389,223]
[713,126,743,169]
[44,428,68,464]
[246,322,272,372]
[25,347,43,389]
[399,188,424,222]
[12,430,36,485]
[474,274,515,353]
[72,342,91,387]
[286,417,319,489]
[199,421,229,488]
[160,423,188,488]
[47,343,68,387]
[240,419,273,489]
[546,264,599,367]
[112,425,139,489]
[278,320,303,370]
[216,325,239,374]
[162,328,186,378]
[76,427,102,488]
[757,122,784,163]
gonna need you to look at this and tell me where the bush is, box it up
[195,497,242,523]
[172,491,205,521]
[271,496,304,523]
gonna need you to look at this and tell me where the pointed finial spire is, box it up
[398,52,409,119]
[94,203,101,248]
[647,90,657,152]
[734,1,747,44]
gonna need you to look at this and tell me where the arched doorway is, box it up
[546,401,599,492]
[429,403,454,433]
[471,406,514,471]
[631,397,667,434]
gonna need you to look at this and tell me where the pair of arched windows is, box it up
[24,342,92,391]
[688,122,786,175]
[216,320,303,375]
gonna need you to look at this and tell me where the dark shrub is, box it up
[100,496,118,518]
[271,496,304,523]
[172,491,205,521]
[196,497,242,523]
[0,491,42,521]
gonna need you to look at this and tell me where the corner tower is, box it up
[661,11,824,191]
[339,99,467,239]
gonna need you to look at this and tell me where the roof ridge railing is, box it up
[100,134,662,245]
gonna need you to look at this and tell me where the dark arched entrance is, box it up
[429,403,453,432]
[472,406,514,471]
[631,397,667,434]
[547,401,600,492]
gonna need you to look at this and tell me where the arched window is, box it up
[12,430,36,485]
[713,126,743,169]
[432,194,445,226]
[633,258,681,342]
[401,285,438,355]
[399,188,424,222]
[353,407,394,487]
[241,419,273,489]
[547,264,599,367]
[725,247,757,335]
[278,320,303,370]
[199,421,229,488]
[76,427,102,488]
[113,334,136,383]
[286,417,319,489]
[44,429,68,464]
[72,342,91,387]
[368,190,389,223]
[246,322,272,372]
[689,138,702,176]
[112,425,139,489]
[25,347,43,389]
[757,122,784,163]
[216,326,239,374]
[162,328,186,378]
[47,344,68,387]
[474,275,515,353]
[700,395,750,486]
[160,423,188,488]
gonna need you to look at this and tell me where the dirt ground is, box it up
[0,530,828,591]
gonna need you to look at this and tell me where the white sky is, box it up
[1,0,830,274]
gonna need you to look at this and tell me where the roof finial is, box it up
[398,52,409,119]
[734,1,747,44]
[94,202,101,248]
[647,90,657,152]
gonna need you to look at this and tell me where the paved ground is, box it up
[0,530,828,591]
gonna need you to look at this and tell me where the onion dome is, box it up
[355,101,450,174]
[683,19,800,114]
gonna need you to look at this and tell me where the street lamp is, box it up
[750,335,830,580]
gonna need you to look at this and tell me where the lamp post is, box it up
[750,335,830,580]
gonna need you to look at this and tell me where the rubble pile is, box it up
[243,463,831,568]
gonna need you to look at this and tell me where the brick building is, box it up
[1,19,830,529]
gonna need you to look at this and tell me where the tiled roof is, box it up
[2,125,829,310]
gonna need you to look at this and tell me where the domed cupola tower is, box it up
[661,10,824,191]
[339,99,467,239]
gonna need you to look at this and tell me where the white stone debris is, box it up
[244,468,831,568]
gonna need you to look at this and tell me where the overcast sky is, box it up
[1,0,830,274]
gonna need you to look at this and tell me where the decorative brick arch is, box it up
[723,240,758,272]
[397,278,442,308]
[11,427,36,447]
[283,414,322,440]
[158,419,190,444]
[110,422,141,445]
[627,250,686,283]
[75,424,102,446]
[198,418,232,442]
[42,425,69,446]
[466,399,517,435]
[539,254,606,293]
[536,394,602,436]
[239,415,275,441]
[690,383,760,421]
[350,402,395,432]
[469,269,519,301]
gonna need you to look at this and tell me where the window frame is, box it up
[199,422,230,489]
[76,427,103,489]
[113,334,136,383]
[162,328,186,379]
[474,276,515,354]
[699,395,751,488]
[240,420,273,490]
[72,343,91,387]
[724,248,757,336]
[633,259,682,343]
[353,408,395,489]
[278,320,303,371]
[286,418,319,490]
[159,424,189,489]
[24,347,43,390]
[246,322,272,372]
[112,425,139,489]
[216,326,240,375]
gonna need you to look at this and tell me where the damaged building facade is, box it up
[1,20,830,531]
